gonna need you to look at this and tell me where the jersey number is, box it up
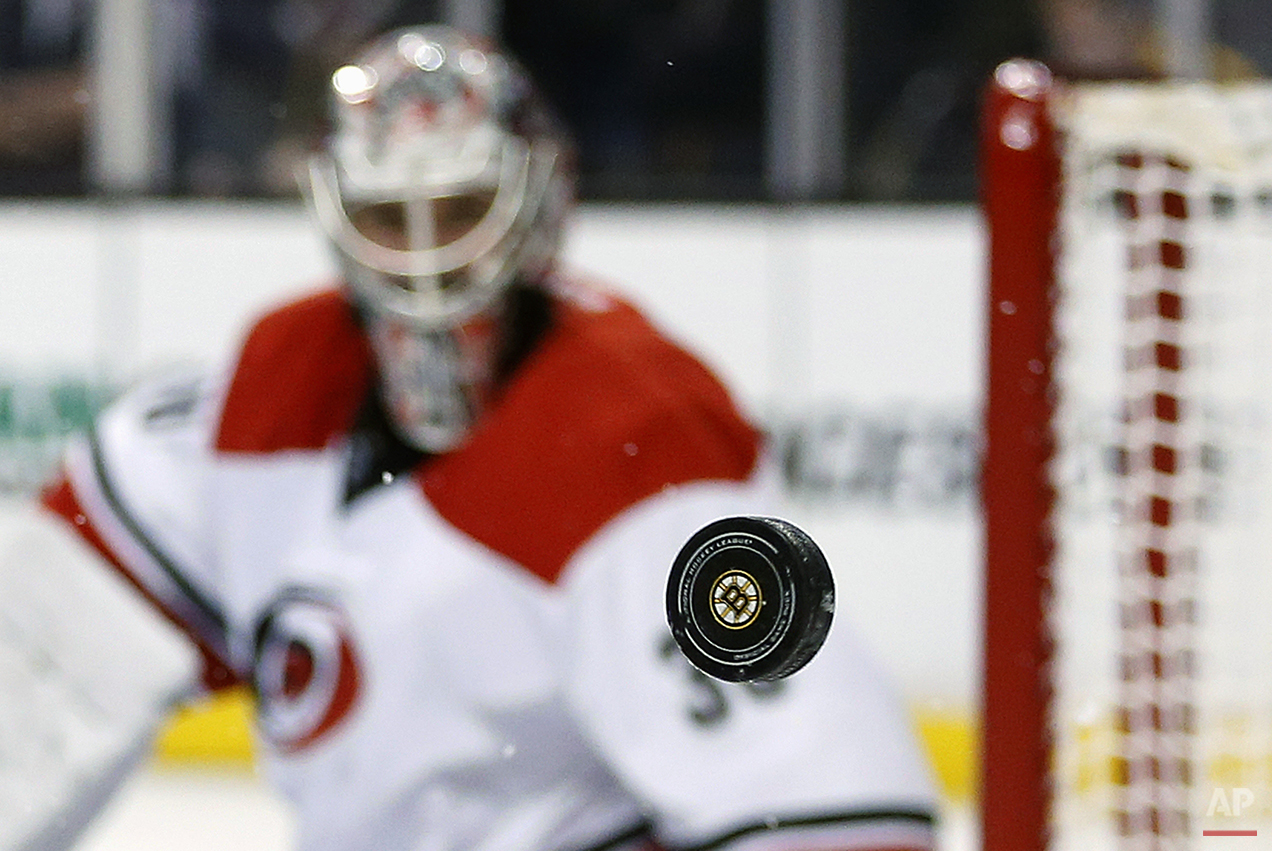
[658,634,784,727]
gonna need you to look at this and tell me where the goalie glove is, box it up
[0,505,199,851]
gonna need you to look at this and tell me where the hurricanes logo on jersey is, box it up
[710,570,762,628]
[253,592,362,753]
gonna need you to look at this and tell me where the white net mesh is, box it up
[1051,82,1272,848]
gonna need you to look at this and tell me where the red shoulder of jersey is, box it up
[216,289,373,453]
[420,288,762,584]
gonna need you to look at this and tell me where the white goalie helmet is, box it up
[302,25,573,452]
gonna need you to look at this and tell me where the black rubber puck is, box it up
[666,516,835,682]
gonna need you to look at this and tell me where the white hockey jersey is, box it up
[42,277,938,851]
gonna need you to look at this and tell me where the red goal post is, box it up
[981,58,1058,851]
[982,59,1272,850]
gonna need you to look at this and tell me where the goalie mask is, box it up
[303,26,572,451]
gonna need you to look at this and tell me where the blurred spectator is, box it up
[1038,0,1261,81]
[168,0,445,196]
[2,0,1265,202]
[0,0,443,198]
[1217,0,1272,76]
[1039,0,1152,78]
[0,0,92,195]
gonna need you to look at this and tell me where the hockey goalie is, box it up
[1,25,938,851]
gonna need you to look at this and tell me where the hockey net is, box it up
[982,60,1272,850]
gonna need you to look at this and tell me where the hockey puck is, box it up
[665,516,835,682]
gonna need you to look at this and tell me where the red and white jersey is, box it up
[42,276,937,851]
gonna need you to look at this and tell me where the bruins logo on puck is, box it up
[711,570,762,628]
[665,516,834,682]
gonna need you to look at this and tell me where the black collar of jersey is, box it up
[342,391,427,506]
